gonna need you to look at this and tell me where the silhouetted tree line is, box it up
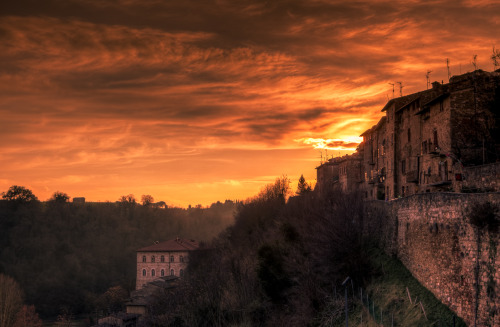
[0,186,237,319]
[145,177,373,326]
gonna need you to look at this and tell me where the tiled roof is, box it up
[137,238,199,252]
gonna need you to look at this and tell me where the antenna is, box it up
[425,71,432,89]
[397,82,404,97]
[472,54,478,70]
[388,83,395,98]
[446,58,451,81]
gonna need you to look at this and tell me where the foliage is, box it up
[468,201,499,232]
[147,181,372,326]
[255,175,291,203]
[0,274,24,327]
[13,305,42,327]
[0,192,237,318]
[141,194,154,206]
[362,248,467,327]
[49,191,70,203]
[296,174,312,195]
[1,186,38,203]
[118,194,136,204]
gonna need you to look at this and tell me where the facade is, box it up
[135,238,199,290]
[316,69,500,199]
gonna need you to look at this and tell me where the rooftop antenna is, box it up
[319,151,323,164]
[425,71,432,89]
[388,82,395,98]
[446,58,451,81]
[472,54,478,70]
[397,81,404,97]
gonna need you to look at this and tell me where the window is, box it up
[160,255,165,263]
[170,255,174,262]
[170,269,174,276]
[422,141,428,154]
[151,255,155,263]
[407,128,411,142]
[180,255,184,263]
[152,269,155,277]
[401,160,406,174]
[433,130,439,149]
[161,269,165,277]
[180,269,184,277]
[142,255,146,262]
[439,100,444,112]
[142,269,146,276]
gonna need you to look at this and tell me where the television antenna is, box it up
[388,82,395,98]
[446,58,451,81]
[397,81,404,97]
[425,71,432,89]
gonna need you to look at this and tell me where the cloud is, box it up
[0,0,499,205]
[296,137,363,151]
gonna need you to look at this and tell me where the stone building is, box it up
[135,238,199,290]
[316,153,363,194]
[316,69,500,198]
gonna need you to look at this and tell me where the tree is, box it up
[119,194,136,204]
[256,175,291,202]
[1,186,38,202]
[13,306,42,327]
[491,46,500,70]
[0,274,23,327]
[141,194,154,207]
[49,191,70,203]
[296,174,312,195]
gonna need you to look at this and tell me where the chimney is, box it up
[431,81,441,90]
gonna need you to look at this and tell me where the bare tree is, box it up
[0,274,23,327]
[13,306,42,327]
[491,46,500,70]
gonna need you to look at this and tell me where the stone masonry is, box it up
[365,193,499,326]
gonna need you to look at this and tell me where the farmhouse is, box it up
[135,238,199,290]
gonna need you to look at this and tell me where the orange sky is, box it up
[1,0,499,207]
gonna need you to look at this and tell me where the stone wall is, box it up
[365,193,500,326]
[460,162,500,192]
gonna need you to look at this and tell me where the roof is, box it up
[137,238,199,252]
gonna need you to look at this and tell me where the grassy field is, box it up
[317,247,466,327]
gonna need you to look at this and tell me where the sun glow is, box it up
[295,137,363,151]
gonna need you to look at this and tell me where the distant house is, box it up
[135,238,199,290]
[73,197,85,203]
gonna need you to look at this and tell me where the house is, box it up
[316,69,500,198]
[135,238,199,290]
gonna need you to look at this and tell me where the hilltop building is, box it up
[135,238,199,290]
[316,69,500,199]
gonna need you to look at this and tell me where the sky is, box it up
[1,0,499,207]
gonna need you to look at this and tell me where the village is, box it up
[316,69,500,200]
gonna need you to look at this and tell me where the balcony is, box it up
[405,170,419,183]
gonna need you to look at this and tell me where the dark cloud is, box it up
[0,0,499,204]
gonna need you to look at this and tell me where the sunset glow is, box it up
[1,0,499,206]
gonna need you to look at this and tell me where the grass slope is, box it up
[317,247,467,327]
